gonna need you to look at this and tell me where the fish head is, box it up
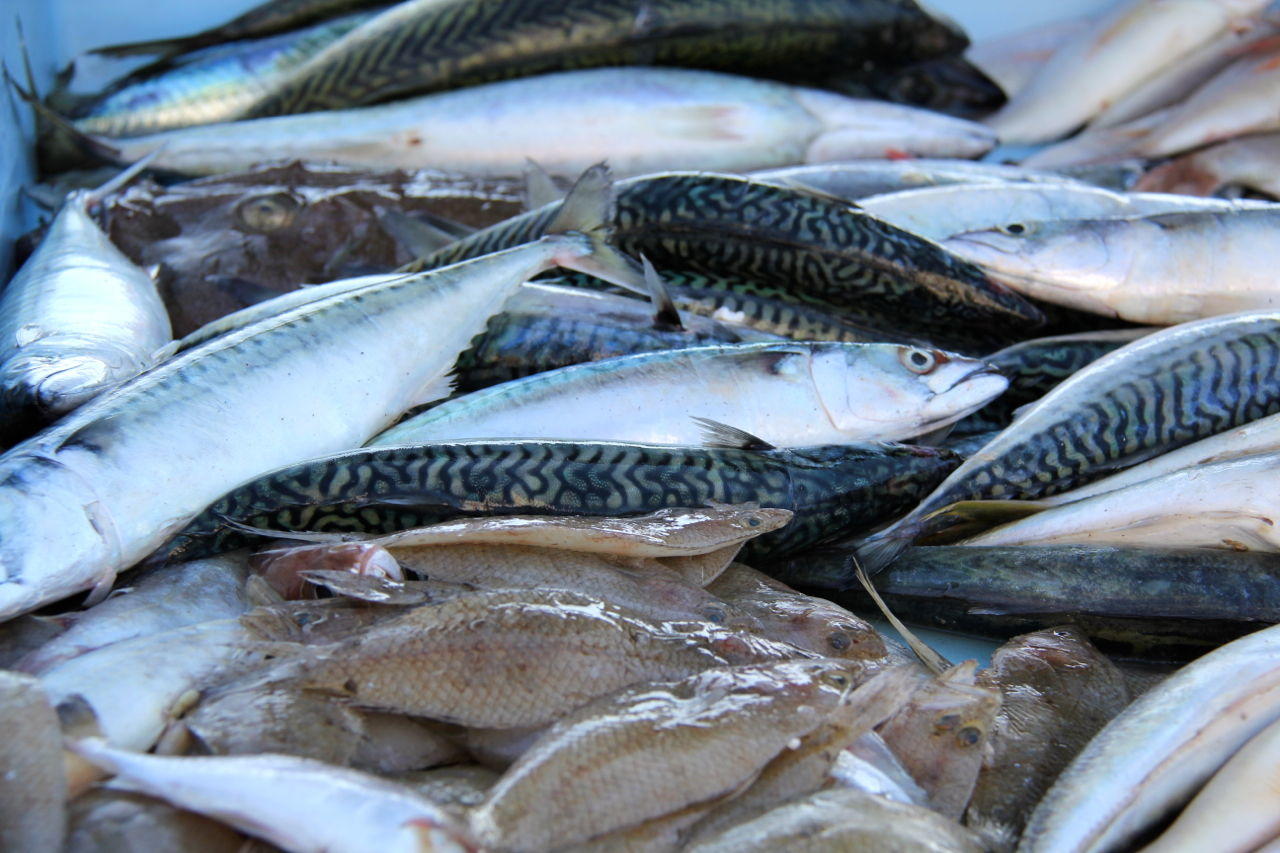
[809,344,1007,439]
[745,590,888,662]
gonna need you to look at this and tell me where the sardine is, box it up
[244,0,967,117]
[66,789,246,853]
[371,341,1005,447]
[158,439,960,565]
[70,738,475,852]
[1135,132,1280,198]
[1021,622,1280,853]
[0,671,65,851]
[0,166,643,620]
[858,311,1280,569]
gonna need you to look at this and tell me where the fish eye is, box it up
[827,631,852,652]
[957,726,983,747]
[700,606,727,624]
[822,672,850,689]
[1000,222,1028,236]
[234,191,303,233]
[899,347,938,374]
[747,516,762,527]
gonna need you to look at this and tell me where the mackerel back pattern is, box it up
[246,0,966,117]
[156,439,960,564]
[416,173,1042,343]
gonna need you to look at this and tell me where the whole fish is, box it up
[71,12,376,138]
[966,628,1131,849]
[0,171,171,437]
[370,341,1006,447]
[858,311,1280,570]
[70,739,475,853]
[953,329,1151,437]
[780,544,1280,660]
[157,439,960,565]
[1135,132,1280,197]
[686,787,984,852]
[986,0,1275,144]
[65,68,995,179]
[0,166,643,621]
[0,672,66,851]
[66,790,246,853]
[244,0,967,117]
[254,589,812,728]
[1021,622,1280,853]
[962,452,1280,552]
[417,172,1043,344]
[471,660,863,851]
[1142,713,1280,853]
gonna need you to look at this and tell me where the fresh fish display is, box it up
[946,207,1280,324]
[0,167,643,620]
[1135,132,1280,197]
[371,341,1005,447]
[0,174,172,436]
[0,671,66,852]
[244,0,969,117]
[1022,623,1280,853]
[158,438,960,564]
[64,67,995,179]
[859,311,1280,569]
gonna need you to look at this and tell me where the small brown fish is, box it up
[0,671,66,851]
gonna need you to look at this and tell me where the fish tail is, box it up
[852,527,915,578]
[542,163,649,297]
[2,65,122,165]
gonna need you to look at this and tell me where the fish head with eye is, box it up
[232,191,306,234]
[807,343,1007,440]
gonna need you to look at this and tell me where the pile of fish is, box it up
[5,0,1280,849]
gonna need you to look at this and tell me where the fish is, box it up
[966,628,1131,848]
[180,685,366,766]
[1135,132,1280,198]
[857,311,1280,570]
[69,738,475,852]
[53,67,996,179]
[253,589,813,729]
[827,745,928,805]
[813,55,1006,119]
[752,159,1096,200]
[684,787,985,852]
[986,0,1276,144]
[952,329,1151,437]
[1020,622,1280,853]
[16,553,251,674]
[388,764,499,813]
[156,438,960,565]
[779,544,1280,661]
[0,165,644,621]
[1019,108,1172,170]
[960,451,1280,552]
[243,0,968,117]
[1141,713,1280,853]
[965,16,1090,98]
[351,713,468,774]
[370,341,1006,448]
[706,562,887,661]
[0,164,171,438]
[0,616,67,669]
[415,172,1044,345]
[470,660,866,851]
[66,789,247,853]
[0,671,66,851]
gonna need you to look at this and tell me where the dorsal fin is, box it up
[375,208,463,257]
[693,417,776,451]
[640,254,683,332]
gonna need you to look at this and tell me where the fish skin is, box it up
[16,553,251,674]
[157,439,960,565]
[0,170,636,622]
[706,562,887,661]
[414,172,1043,344]
[967,628,1131,848]
[259,588,813,729]
[352,712,468,774]
[66,789,246,853]
[0,671,66,851]
[0,192,171,438]
[471,660,865,851]
[858,310,1280,569]
[945,209,1280,325]
[781,544,1280,661]
[70,738,476,853]
[965,16,1090,99]
[181,684,366,765]
[244,0,967,117]
[1135,132,1280,198]
[371,341,1006,448]
[1021,622,1280,853]
[813,54,1006,119]
[685,787,985,853]
[0,616,68,669]
[388,764,499,813]
[752,159,1095,200]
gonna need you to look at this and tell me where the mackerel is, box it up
[156,439,960,564]
[858,311,1280,570]
[0,167,642,620]
[370,341,1005,447]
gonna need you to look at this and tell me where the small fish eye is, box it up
[823,673,849,688]
[747,516,761,527]
[957,726,983,747]
[701,606,727,624]
[827,631,852,652]
[899,347,938,374]
[1001,222,1027,236]
[234,191,303,233]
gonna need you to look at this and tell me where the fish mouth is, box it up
[945,364,1005,395]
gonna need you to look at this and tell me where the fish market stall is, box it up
[5,0,1280,850]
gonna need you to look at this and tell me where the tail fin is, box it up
[853,527,913,578]
[2,64,122,165]
[543,163,648,297]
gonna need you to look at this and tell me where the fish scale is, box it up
[245,0,966,118]
[156,439,959,565]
